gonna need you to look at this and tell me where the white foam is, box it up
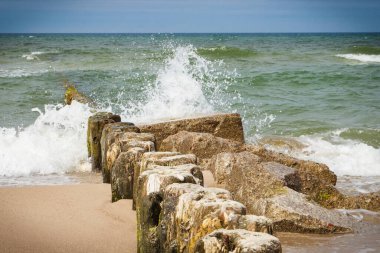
[0,101,93,177]
[0,68,49,78]
[121,45,233,124]
[22,51,45,61]
[294,132,380,176]
[336,54,380,63]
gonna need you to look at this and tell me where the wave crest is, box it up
[336,54,380,63]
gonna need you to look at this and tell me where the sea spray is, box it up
[0,101,92,177]
[119,45,240,123]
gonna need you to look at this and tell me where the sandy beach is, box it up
[0,183,136,253]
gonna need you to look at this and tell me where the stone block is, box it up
[138,113,245,149]
[195,229,282,253]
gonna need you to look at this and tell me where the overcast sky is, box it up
[0,0,379,33]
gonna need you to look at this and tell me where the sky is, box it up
[0,0,379,33]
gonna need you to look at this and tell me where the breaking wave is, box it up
[336,54,380,63]
[0,102,92,177]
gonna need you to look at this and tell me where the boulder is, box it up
[111,147,145,202]
[247,146,380,211]
[138,113,245,149]
[140,152,197,172]
[132,152,197,209]
[261,162,301,192]
[101,122,140,183]
[207,151,355,233]
[208,152,291,198]
[160,131,244,161]
[136,166,203,253]
[159,183,275,253]
[195,229,282,253]
[311,186,380,211]
[87,112,121,172]
[237,215,274,234]
[160,184,246,252]
[251,188,354,233]
[246,146,337,193]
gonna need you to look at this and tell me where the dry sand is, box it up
[0,183,136,253]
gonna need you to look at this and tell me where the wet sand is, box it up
[0,171,379,252]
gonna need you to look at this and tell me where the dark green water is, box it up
[0,33,379,178]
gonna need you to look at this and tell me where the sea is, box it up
[0,33,379,190]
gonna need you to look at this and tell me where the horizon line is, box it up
[1,32,380,34]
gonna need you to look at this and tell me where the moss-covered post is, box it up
[87,112,121,172]
[64,82,92,105]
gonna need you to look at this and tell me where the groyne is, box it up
[87,111,379,252]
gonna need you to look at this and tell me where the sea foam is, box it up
[0,101,92,177]
[0,68,49,78]
[22,51,45,61]
[336,54,380,63]
[295,131,380,176]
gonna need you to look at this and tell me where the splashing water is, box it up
[120,45,237,123]
[0,44,244,180]
[0,101,92,177]
[295,130,380,176]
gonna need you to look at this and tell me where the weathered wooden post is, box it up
[87,112,121,172]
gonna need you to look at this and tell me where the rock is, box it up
[133,152,198,210]
[208,152,289,198]
[246,146,380,211]
[118,132,156,152]
[87,112,121,172]
[136,166,203,253]
[106,132,155,202]
[64,83,92,105]
[159,183,276,253]
[106,132,155,179]
[111,147,145,202]
[251,188,354,233]
[138,113,245,149]
[208,151,354,233]
[195,229,282,253]
[140,152,197,172]
[160,131,244,161]
[160,183,246,252]
[311,186,380,212]
[246,146,337,193]
[237,215,274,234]
[101,122,140,183]
[261,162,301,192]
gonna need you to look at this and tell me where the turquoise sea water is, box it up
[0,33,379,183]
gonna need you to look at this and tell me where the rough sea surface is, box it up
[0,33,379,188]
